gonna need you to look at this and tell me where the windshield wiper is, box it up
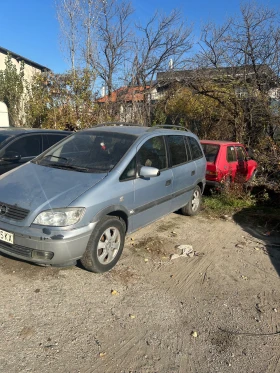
[42,154,68,162]
[46,163,91,172]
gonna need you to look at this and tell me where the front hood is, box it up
[0,163,106,226]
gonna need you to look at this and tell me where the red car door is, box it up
[235,146,248,182]
[226,145,238,181]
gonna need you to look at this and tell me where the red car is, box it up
[200,140,258,188]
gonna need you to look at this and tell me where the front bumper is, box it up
[0,220,96,266]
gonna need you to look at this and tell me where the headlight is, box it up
[33,208,85,227]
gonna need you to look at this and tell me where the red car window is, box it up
[226,146,237,162]
[201,144,220,163]
[236,146,246,161]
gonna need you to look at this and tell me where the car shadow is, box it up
[233,204,280,277]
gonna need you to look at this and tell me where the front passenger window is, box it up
[137,136,167,170]
[120,157,136,181]
[227,146,237,162]
[236,147,246,161]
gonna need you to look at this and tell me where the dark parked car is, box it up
[0,128,70,175]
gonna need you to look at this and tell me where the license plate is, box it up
[0,229,14,244]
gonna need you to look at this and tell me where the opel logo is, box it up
[0,205,7,215]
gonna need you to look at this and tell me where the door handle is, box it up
[165,179,172,186]
[191,170,195,176]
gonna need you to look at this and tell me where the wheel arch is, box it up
[197,181,204,193]
[107,210,128,232]
[92,205,130,233]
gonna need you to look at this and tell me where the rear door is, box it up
[168,135,196,212]
[187,136,205,184]
[132,136,173,231]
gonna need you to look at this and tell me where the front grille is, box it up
[0,202,30,221]
[0,241,32,258]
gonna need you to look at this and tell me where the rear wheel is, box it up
[181,185,202,216]
[221,176,231,192]
[81,216,126,273]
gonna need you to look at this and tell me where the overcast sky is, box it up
[0,0,279,73]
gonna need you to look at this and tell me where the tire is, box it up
[220,176,231,192]
[81,216,126,273]
[248,169,257,182]
[181,185,202,216]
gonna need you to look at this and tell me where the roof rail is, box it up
[148,124,189,132]
[94,122,144,128]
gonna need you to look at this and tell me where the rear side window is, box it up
[137,136,167,170]
[227,146,237,162]
[201,144,220,163]
[168,135,188,166]
[4,135,42,157]
[188,137,203,160]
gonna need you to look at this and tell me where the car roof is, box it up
[82,125,193,137]
[0,127,70,136]
[200,140,242,146]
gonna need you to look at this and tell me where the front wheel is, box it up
[81,216,126,273]
[181,185,202,216]
[248,169,257,182]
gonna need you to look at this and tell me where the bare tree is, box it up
[56,0,81,71]
[79,0,103,69]
[89,0,134,96]
[132,9,193,125]
[197,20,232,68]
[191,1,280,144]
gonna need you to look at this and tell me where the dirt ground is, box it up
[0,210,279,373]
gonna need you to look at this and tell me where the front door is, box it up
[132,136,173,231]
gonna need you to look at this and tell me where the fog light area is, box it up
[32,250,54,260]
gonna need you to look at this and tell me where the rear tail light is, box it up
[206,170,218,176]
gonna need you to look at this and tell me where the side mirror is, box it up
[139,166,160,178]
[1,151,21,162]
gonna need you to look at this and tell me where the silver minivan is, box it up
[0,124,206,273]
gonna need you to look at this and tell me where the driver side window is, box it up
[4,135,42,158]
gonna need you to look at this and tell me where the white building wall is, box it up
[0,52,42,84]
[0,51,47,125]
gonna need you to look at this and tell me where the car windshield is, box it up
[201,144,220,163]
[34,131,137,173]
